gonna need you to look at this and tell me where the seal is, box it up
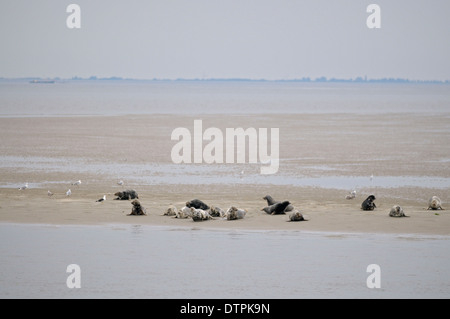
[163,205,178,216]
[262,195,294,212]
[262,201,291,215]
[176,206,192,219]
[128,200,147,216]
[389,205,408,217]
[209,205,225,217]
[225,206,247,220]
[361,195,376,211]
[263,195,279,206]
[427,196,444,210]
[288,210,306,221]
[186,199,210,210]
[114,189,139,200]
[190,207,212,221]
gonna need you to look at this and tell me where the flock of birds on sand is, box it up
[17,175,445,221]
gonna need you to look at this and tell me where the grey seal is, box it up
[128,200,147,216]
[186,199,210,210]
[114,189,139,200]
[262,201,291,215]
[361,195,376,211]
[427,196,444,210]
[389,205,408,217]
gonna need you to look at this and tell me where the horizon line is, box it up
[1,76,449,84]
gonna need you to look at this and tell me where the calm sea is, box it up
[0,80,449,116]
[0,223,449,299]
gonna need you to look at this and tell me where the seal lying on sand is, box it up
[163,205,178,216]
[361,195,376,211]
[389,205,408,217]
[128,200,147,216]
[191,208,213,221]
[262,195,294,212]
[262,201,292,215]
[288,210,306,222]
[114,189,139,200]
[209,205,225,217]
[225,206,247,220]
[175,206,192,219]
[427,196,444,210]
[186,199,210,210]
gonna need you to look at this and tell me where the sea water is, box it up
[0,223,449,299]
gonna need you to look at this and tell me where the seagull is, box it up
[117,180,124,186]
[72,180,81,186]
[18,183,28,190]
[96,195,106,202]
[370,174,374,182]
[66,189,72,196]
[47,190,53,197]
[345,189,356,199]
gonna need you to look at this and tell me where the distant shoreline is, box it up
[1,76,449,85]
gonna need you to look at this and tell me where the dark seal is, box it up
[262,201,292,215]
[361,195,377,211]
[114,189,139,200]
[128,200,147,216]
[186,199,210,210]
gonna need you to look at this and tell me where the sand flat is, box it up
[0,114,448,235]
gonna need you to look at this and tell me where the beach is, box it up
[0,81,449,298]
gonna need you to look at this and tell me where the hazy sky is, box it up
[1,0,449,80]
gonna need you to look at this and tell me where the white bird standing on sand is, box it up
[72,180,82,186]
[47,190,53,197]
[370,174,374,182]
[18,183,28,190]
[96,195,106,202]
[66,189,72,196]
[117,180,124,186]
[345,189,356,199]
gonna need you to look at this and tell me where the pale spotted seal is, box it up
[361,195,376,211]
[225,206,247,220]
[114,189,139,200]
[191,207,212,221]
[389,205,408,217]
[176,206,192,219]
[288,210,306,222]
[427,196,444,210]
[163,205,178,216]
[128,200,147,216]
[209,205,225,217]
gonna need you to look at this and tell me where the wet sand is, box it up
[0,114,448,235]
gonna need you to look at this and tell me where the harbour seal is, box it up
[128,200,147,216]
[361,195,376,211]
[191,207,212,221]
[389,205,408,217]
[114,189,139,200]
[262,201,291,215]
[209,205,225,217]
[176,206,192,219]
[186,199,210,210]
[225,206,247,220]
[427,196,444,210]
[163,205,178,216]
[288,210,306,222]
[262,195,294,212]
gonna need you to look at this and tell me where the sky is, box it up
[0,0,449,80]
